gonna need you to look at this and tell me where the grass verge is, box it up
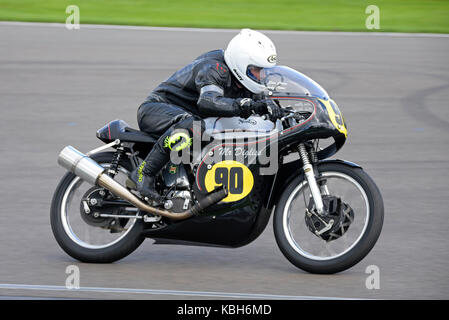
[0,0,448,33]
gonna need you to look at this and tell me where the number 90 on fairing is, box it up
[204,160,254,203]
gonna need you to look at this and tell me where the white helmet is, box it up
[224,29,277,94]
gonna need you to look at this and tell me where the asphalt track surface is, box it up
[0,22,448,300]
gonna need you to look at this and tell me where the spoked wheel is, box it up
[51,152,145,263]
[274,162,384,274]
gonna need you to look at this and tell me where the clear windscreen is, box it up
[259,65,329,99]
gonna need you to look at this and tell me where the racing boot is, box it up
[127,163,161,202]
[126,137,171,203]
[127,118,194,203]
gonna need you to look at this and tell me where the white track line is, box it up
[1,21,448,38]
[0,283,359,300]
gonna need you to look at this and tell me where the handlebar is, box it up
[261,107,295,121]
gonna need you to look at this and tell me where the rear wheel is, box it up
[50,152,145,263]
[273,162,383,274]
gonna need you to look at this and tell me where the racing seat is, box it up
[96,119,158,144]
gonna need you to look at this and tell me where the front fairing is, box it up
[271,95,347,159]
[255,65,347,158]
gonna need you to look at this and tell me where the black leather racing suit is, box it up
[137,49,254,176]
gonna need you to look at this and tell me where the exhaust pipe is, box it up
[57,146,227,220]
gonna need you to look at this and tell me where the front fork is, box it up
[298,143,325,214]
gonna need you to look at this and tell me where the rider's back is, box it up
[149,49,250,116]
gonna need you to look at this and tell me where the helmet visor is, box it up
[246,65,270,84]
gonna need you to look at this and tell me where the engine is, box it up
[161,162,193,213]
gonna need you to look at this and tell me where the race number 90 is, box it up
[205,161,254,202]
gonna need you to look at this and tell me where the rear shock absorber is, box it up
[107,146,125,177]
[298,143,324,214]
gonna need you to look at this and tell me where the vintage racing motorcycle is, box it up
[51,66,384,274]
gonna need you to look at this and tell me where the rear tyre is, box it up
[50,152,145,263]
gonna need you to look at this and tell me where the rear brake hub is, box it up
[80,187,113,228]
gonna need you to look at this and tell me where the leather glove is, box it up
[264,99,284,122]
[235,98,256,119]
[251,100,269,115]
[236,98,283,121]
[251,99,284,122]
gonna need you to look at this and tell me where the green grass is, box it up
[0,0,448,33]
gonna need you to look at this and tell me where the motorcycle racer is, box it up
[128,28,284,201]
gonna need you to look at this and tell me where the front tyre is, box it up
[50,152,145,263]
[273,162,384,274]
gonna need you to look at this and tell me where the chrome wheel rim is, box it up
[282,172,370,261]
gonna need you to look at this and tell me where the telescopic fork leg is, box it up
[298,143,325,214]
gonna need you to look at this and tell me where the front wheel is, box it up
[273,162,384,274]
[50,152,145,263]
